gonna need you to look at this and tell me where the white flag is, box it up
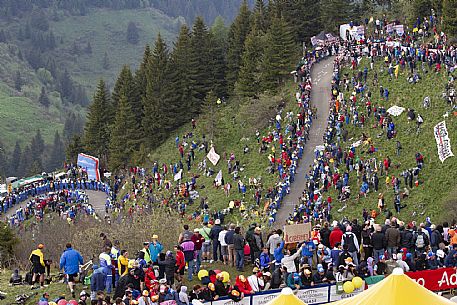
[174,169,182,181]
[215,170,223,184]
[207,147,220,166]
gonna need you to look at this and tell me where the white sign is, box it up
[174,169,182,181]
[251,292,281,305]
[434,121,454,163]
[215,170,223,184]
[329,283,365,302]
[387,105,405,117]
[394,25,404,36]
[207,147,221,166]
[283,223,311,244]
[211,297,251,305]
[296,286,329,304]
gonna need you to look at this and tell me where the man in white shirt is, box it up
[218,226,228,265]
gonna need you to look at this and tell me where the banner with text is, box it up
[406,267,457,291]
[434,121,454,163]
[284,223,312,244]
[207,147,221,166]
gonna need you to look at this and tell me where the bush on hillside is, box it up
[0,222,19,267]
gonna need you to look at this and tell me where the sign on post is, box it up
[283,223,312,244]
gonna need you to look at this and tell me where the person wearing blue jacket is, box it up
[149,235,163,263]
[59,243,84,297]
[90,265,106,300]
[273,240,285,271]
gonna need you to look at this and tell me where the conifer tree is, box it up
[443,0,457,38]
[236,29,264,97]
[253,0,269,33]
[48,131,65,171]
[66,135,84,163]
[208,32,227,98]
[142,34,169,148]
[134,45,151,101]
[11,141,22,174]
[109,94,139,170]
[320,0,352,32]
[84,80,111,164]
[201,90,218,141]
[188,17,211,115]
[162,25,192,128]
[112,65,141,125]
[18,145,32,177]
[226,0,252,94]
[261,16,297,91]
[38,86,50,107]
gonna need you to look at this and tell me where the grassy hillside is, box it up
[330,58,457,222]
[0,7,181,164]
[0,43,65,147]
[49,8,182,91]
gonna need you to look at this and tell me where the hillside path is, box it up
[273,57,333,229]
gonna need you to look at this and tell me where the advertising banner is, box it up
[295,286,329,304]
[211,297,251,305]
[406,268,457,291]
[284,223,312,244]
[77,153,100,181]
[329,283,365,302]
[251,291,281,305]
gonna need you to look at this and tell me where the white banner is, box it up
[211,297,251,305]
[329,283,365,302]
[434,121,454,163]
[283,223,311,244]
[207,147,221,166]
[311,36,318,46]
[296,286,329,304]
[387,105,405,117]
[174,169,182,181]
[251,292,281,305]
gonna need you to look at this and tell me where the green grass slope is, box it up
[330,58,457,222]
[120,85,297,227]
[0,43,64,147]
[50,8,182,91]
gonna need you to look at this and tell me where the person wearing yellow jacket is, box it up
[29,244,47,289]
[118,250,129,276]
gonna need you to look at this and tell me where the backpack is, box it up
[416,233,425,248]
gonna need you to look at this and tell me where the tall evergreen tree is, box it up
[112,65,141,125]
[14,71,22,91]
[320,0,352,32]
[109,94,139,170]
[84,80,111,164]
[48,131,65,171]
[201,90,218,141]
[443,0,457,38]
[208,32,227,98]
[252,0,269,33]
[235,29,264,97]
[134,45,152,102]
[38,86,50,107]
[260,16,297,91]
[188,17,211,115]
[11,141,22,175]
[142,34,169,148]
[226,0,252,94]
[18,145,32,177]
[162,25,193,128]
[66,135,84,163]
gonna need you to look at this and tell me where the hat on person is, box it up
[318,244,324,250]
[239,275,246,282]
[194,228,200,233]
[152,234,159,239]
[263,272,272,277]
[345,257,353,263]
[151,295,159,302]
[406,253,412,259]
[38,244,44,249]
[318,267,325,273]
[255,227,261,232]
[376,225,382,232]
[80,291,88,297]
[208,283,215,291]
[215,219,221,225]
[304,269,311,275]
[332,220,338,227]
[143,241,149,245]
[131,301,139,305]
[159,279,167,284]
[159,285,166,293]
[379,255,385,260]
[142,290,149,297]
[252,267,260,273]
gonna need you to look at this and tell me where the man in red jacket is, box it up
[329,222,344,248]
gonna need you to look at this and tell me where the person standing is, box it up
[225,224,236,267]
[149,234,163,264]
[233,227,246,271]
[210,219,223,263]
[29,243,47,289]
[341,226,360,265]
[59,243,84,297]
[99,246,114,294]
[191,229,204,273]
[385,221,400,258]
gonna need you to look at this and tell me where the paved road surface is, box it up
[3,189,108,220]
[273,57,334,229]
